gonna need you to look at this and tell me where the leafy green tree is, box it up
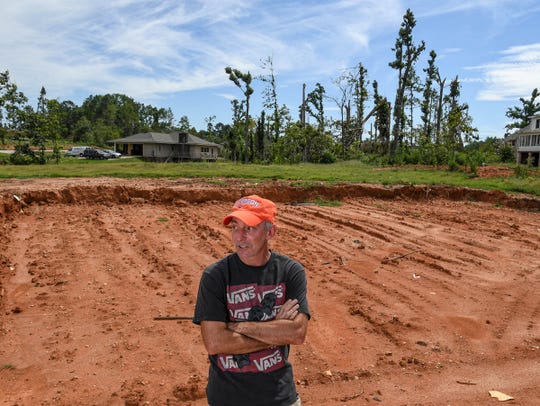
[44,99,63,163]
[254,111,266,162]
[9,143,37,165]
[32,87,50,163]
[442,76,478,164]
[58,100,80,140]
[389,8,425,158]
[73,116,93,143]
[225,66,254,163]
[0,70,28,132]
[505,88,540,134]
[93,119,120,146]
[177,115,194,133]
[80,93,150,140]
[275,123,334,164]
[404,68,422,147]
[420,50,439,148]
[352,63,369,144]
[138,104,173,133]
[434,71,446,146]
[371,81,391,156]
[224,99,247,162]
[304,83,326,132]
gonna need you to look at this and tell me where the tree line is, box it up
[1,9,537,167]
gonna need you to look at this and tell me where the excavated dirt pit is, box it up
[1,177,539,405]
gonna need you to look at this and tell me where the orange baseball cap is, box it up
[223,195,277,226]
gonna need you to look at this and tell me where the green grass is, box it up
[0,157,539,197]
[313,197,342,207]
[1,364,15,370]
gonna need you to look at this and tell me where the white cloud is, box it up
[412,0,538,19]
[1,0,404,103]
[472,43,540,101]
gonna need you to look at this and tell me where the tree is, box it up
[352,63,369,144]
[372,81,392,156]
[45,99,63,163]
[275,123,334,164]
[420,50,439,146]
[140,104,174,133]
[224,99,247,162]
[225,66,254,163]
[404,68,422,146]
[505,88,540,134]
[0,70,28,132]
[389,8,426,158]
[259,56,284,144]
[329,73,354,158]
[254,111,266,162]
[443,76,478,162]
[434,71,446,145]
[58,100,81,140]
[177,115,193,133]
[304,83,326,132]
[80,93,151,139]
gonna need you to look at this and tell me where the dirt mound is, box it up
[1,177,539,217]
[1,178,539,405]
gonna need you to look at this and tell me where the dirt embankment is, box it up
[1,177,539,405]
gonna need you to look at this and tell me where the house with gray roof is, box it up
[107,131,220,162]
[509,114,540,167]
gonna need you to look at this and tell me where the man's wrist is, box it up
[227,322,242,333]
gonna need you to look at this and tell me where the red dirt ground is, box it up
[1,177,539,405]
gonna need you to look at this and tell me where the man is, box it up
[193,195,310,406]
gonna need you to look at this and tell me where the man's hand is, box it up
[276,299,299,320]
[227,299,307,346]
[200,321,270,355]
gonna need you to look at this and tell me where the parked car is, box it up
[64,146,89,157]
[102,149,122,158]
[83,148,110,160]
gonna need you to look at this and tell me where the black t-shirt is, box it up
[193,252,310,406]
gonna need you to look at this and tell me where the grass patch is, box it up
[0,159,538,197]
[1,364,16,370]
[314,197,342,207]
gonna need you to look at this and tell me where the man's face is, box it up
[230,218,274,266]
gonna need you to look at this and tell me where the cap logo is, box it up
[234,198,261,209]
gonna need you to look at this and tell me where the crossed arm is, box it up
[200,299,309,355]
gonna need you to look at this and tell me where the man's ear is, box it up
[266,224,276,239]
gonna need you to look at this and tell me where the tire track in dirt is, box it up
[82,204,222,398]
[274,196,539,392]
[1,179,539,405]
[276,202,440,371]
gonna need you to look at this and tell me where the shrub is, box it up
[319,151,337,164]
[9,144,37,165]
[447,159,459,172]
[513,165,529,179]
[498,144,515,163]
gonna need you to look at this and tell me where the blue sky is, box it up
[1,0,539,139]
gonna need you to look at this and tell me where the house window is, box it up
[536,119,540,129]
[201,147,209,153]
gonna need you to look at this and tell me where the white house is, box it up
[508,114,540,167]
[108,131,221,162]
